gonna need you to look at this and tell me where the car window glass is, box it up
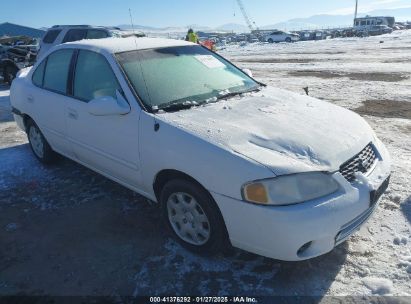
[74,50,120,101]
[63,29,87,43]
[117,46,257,108]
[43,49,73,94]
[86,30,108,39]
[32,60,46,87]
[43,30,62,44]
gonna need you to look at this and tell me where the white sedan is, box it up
[10,37,391,261]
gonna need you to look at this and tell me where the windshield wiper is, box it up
[156,101,196,113]
[217,86,262,101]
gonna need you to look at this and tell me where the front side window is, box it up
[32,60,46,87]
[63,29,87,43]
[73,50,120,101]
[43,49,73,94]
[116,45,259,111]
[43,30,62,44]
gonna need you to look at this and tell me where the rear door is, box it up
[28,49,74,155]
[65,49,141,186]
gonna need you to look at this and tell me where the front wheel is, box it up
[285,37,292,43]
[27,119,56,164]
[160,179,229,255]
[267,38,274,43]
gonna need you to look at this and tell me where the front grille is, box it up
[339,143,377,182]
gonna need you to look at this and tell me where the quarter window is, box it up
[73,50,120,102]
[43,49,74,94]
[32,60,46,87]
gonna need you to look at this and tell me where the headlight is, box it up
[242,172,339,206]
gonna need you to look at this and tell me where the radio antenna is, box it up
[129,8,136,35]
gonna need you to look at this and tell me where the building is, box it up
[354,16,396,28]
[0,22,45,39]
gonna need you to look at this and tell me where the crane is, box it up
[235,0,259,32]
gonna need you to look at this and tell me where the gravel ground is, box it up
[0,31,410,297]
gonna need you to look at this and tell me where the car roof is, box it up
[60,37,194,54]
[50,25,121,30]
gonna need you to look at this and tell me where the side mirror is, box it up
[88,90,131,116]
[243,68,253,78]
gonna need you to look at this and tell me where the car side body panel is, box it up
[138,111,276,201]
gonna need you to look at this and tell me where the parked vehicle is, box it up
[368,25,393,35]
[38,25,145,60]
[265,30,300,43]
[0,36,38,84]
[10,37,391,261]
[356,25,393,37]
[0,45,37,84]
[298,31,315,41]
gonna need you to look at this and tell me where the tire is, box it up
[3,65,18,85]
[160,179,229,255]
[26,119,56,164]
[285,37,292,43]
[267,38,274,44]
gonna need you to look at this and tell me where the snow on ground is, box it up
[221,30,411,296]
[0,31,410,297]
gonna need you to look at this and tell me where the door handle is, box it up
[68,108,78,120]
[27,95,34,103]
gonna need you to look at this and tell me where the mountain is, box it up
[215,23,248,33]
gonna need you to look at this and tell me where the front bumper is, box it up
[212,140,391,261]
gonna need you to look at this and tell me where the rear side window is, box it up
[43,30,62,44]
[73,50,120,101]
[63,29,87,43]
[86,29,108,39]
[43,49,74,94]
[32,60,46,87]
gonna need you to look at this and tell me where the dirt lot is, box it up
[1,31,411,297]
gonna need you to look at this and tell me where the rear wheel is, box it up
[160,179,229,255]
[285,37,292,43]
[27,119,56,164]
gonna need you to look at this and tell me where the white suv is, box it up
[10,37,391,261]
[265,31,300,43]
[38,25,144,60]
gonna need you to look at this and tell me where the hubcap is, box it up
[166,192,211,246]
[29,126,44,158]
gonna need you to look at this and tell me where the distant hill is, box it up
[215,23,249,33]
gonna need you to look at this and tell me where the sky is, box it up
[1,0,411,29]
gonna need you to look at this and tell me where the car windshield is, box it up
[116,45,259,111]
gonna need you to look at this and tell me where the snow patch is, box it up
[363,277,393,295]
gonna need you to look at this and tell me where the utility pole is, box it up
[354,0,359,26]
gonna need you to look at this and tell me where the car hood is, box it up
[158,87,374,175]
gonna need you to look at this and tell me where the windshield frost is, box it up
[116,46,258,110]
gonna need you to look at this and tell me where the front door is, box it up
[66,50,141,186]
